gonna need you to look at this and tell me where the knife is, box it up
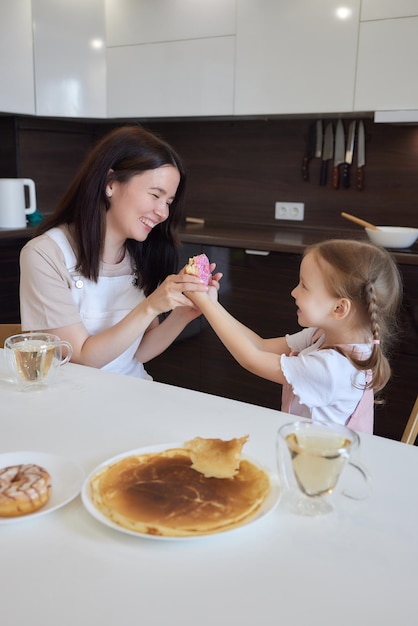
[315,120,323,158]
[342,120,356,188]
[357,121,365,190]
[332,119,345,190]
[302,122,317,182]
[319,122,333,186]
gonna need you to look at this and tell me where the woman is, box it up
[20,124,220,378]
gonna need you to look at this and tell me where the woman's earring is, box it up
[106,188,112,197]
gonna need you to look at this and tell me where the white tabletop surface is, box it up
[0,349,417,625]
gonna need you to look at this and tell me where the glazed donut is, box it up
[184,253,211,285]
[0,464,52,517]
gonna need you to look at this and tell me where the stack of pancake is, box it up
[90,436,271,537]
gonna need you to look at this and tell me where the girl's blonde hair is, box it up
[306,239,403,392]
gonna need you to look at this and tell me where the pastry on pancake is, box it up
[90,440,270,537]
[184,253,211,285]
[184,435,249,478]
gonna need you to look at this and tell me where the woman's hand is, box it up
[145,270,213,317]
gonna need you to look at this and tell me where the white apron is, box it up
[47,227,151,379]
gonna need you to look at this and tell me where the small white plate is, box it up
[0,451,85,524]
[81,443,280,540]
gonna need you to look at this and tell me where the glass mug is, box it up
[4,333,73,391]
[276,420,370,516]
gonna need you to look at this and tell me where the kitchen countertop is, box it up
[179,222,418,266]
[0,226,38,240]
[2,223,418,266]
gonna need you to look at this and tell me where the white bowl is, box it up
[365,226,418,249]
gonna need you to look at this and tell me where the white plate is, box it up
[0,451,85,524]
[81,443,281,540]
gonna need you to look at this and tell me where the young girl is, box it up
[185,240,403,433]
[20,125,220,379]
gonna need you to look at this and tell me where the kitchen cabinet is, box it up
[378,262,418,441]
[361,0,418,20]
[32,0,106,118]
[105,0,418,117]
[355,17,418,111]
[200,247,301,407]
[107,38,235,118]
[2,0,418,120]
[234,0,361,115]
[0,232,32,324]
[0,1,35,115]
[106,0,235,117]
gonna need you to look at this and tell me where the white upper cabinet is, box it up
[4,0,417,119]
[0,1,35,115]
[234,0,361,115]
[355,17,418,111]
[106,0,235,118]
[32,0,106,118]
[361,0,418,20]
[107,38,235,118]
[356,1,418,112]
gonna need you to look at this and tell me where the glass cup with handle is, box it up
[276,419,370,516]
[4,332,73,391]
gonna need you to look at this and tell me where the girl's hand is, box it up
[207,262,223,299]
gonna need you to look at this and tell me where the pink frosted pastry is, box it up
[185,253,211,285]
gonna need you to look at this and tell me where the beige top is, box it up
[19,225,134,330]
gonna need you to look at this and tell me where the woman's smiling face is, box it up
[291,251,340,328]
[105,165,181,242]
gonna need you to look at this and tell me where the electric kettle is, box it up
[0,178,37,228]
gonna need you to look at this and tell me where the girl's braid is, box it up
[364,278,380,343]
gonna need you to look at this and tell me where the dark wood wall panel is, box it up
[15,117,100,216]
[147,117,418,231]
[0,115,416,231]
[0,117,19,177]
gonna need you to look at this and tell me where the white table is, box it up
[1,349,417,625]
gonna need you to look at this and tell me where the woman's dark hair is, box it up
[35,124,186,295]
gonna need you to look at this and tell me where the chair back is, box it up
[401,396,418,445]
[0,323,22,347]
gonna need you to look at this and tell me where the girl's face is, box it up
[105,165,181,242]
[291,251,340,328]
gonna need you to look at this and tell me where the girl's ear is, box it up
[333,298,351,319]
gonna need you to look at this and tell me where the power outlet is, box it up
[275,202,304,221]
